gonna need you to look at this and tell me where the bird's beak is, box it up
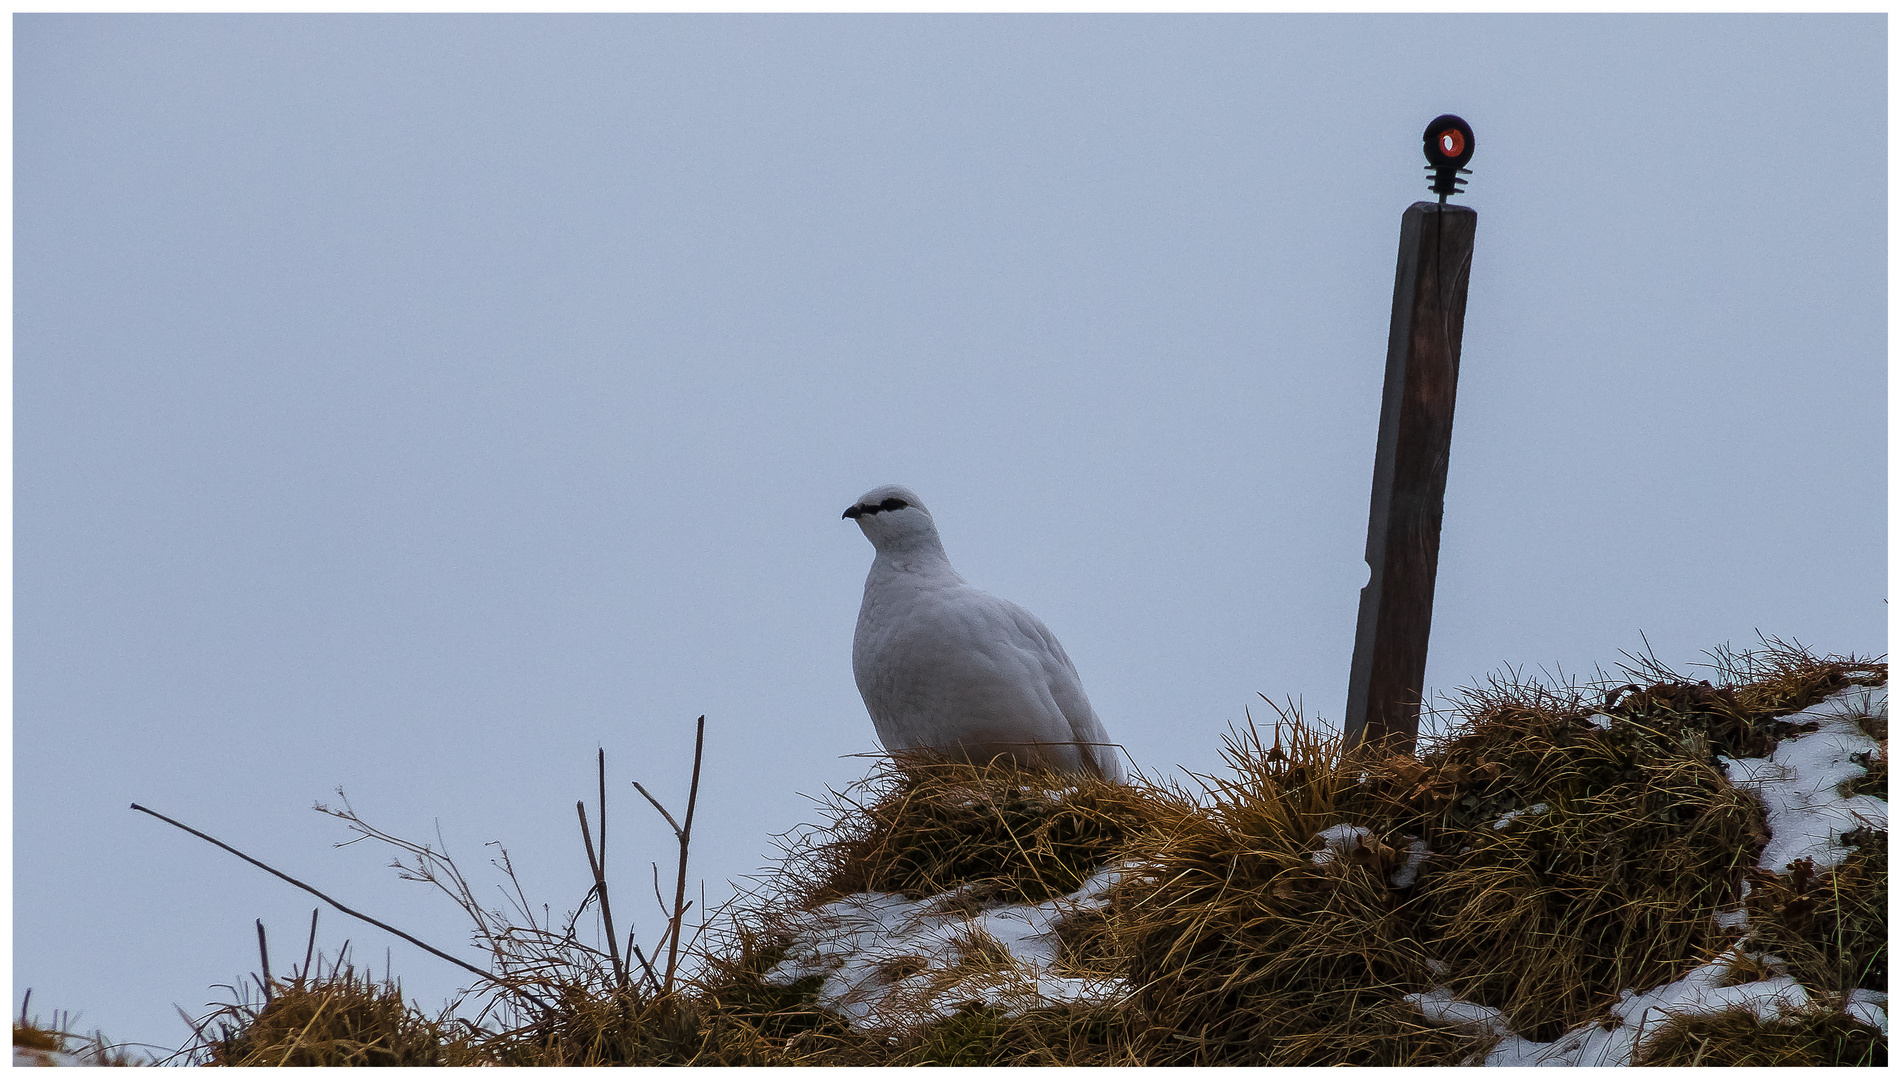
[842,505,863,520]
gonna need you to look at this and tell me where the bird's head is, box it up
[843,484,941,553]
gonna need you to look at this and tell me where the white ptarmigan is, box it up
[844,484,1124,782]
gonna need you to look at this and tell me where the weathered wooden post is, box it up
[1342,115,1478,756]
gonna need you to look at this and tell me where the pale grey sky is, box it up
[16,14,1885,1055]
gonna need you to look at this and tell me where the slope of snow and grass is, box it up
[699,644,1886,1066]
[31,643,1883,1066]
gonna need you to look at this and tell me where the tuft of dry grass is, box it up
[1118,713,1476,1065]
[1395,703,1763,1040]
[780,754,1194,907]
[13,1022,63,1055]
[14,994,146,1066]
[1742,843,1887,999]
[197,963,454,1067]
[1636,1006,1887,1066]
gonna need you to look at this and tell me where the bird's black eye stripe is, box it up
[844,497,910,520]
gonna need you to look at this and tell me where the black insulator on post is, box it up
[1423,114,1475,203]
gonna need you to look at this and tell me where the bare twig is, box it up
[693,880,709,955]
[129,803,503,992]
[630,715,707,997]
[629,941,662,996]
[255,921,272,1001]
[299,909,319,987]
[666,715,707,994]
[576,796,628,991]
[631,783,684,838]
[310,799,637,1021]
[596,749,628,992]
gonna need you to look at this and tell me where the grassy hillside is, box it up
[32,642,1885,1066]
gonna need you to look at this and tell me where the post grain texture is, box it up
[1343,201,1477,755]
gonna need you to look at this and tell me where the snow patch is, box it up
[1844,989,1888,1035]
[1718,683,1887,873]
[761,863,1128,1029]
[13,1046,112,1068]
[1407,988,1514,1039]
[1713,879,1752,931]
[1390,839,1431,889]
[1410,952,1820,1066]
[1308,823,1373,866]
[1492,803,1548,830]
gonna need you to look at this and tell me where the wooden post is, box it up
[1342,200,1477,755]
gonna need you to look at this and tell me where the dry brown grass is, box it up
[1637,1006,1887,1066]
[175,640,1885,1066]
[1396,707,1763,1041]
[770,753,1195,906]
[196,962,459,1066]
[1117,714,1476,1065]
[13,994,148,1066]
[683,755,1193,1064]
